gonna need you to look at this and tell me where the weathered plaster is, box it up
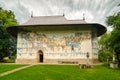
[16,27,98,64]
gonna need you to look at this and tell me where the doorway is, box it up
[38,50,43,63]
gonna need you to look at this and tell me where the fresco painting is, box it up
[17,31,93,59]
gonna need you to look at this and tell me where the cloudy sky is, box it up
[0,0,120,27]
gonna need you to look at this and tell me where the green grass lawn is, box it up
[0,64,120,80]
[0,63,27,73]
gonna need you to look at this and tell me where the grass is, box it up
[0,63,27,73]
[0,64,120,80]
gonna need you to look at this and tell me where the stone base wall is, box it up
[16,59,38,64]
[44,59,95,65]
[16,58,98,64]
[92,59,99,64]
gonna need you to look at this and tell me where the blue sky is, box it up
[0,0,120,29]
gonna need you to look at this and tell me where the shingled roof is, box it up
[22,16,87,25]
[7,15,107,37]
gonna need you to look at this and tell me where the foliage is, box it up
[98,33,112,62]
[108,29,120,50]
[106,12,120,29]
[0,7,17,28]
[98,12,120,63]
[0,65,120,80]
[0,7,18,62]
[99,11,120,64]
[98,50,112,62]
[106,12,120,65]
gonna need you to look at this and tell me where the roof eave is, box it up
[7,23,107,38]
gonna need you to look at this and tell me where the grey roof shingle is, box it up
[7,15,107,37]
[22,16,87,25]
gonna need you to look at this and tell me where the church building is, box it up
[7,16,106,64]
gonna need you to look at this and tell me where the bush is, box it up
[3,56,16,63]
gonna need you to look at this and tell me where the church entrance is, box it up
[38,50,43,63]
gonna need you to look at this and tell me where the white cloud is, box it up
[0,0,120,27]
[0,0,31,24]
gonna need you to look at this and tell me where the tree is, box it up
[98,33,112,62]
[0,7,18,62]
[106,12,120,66]
[106,12,120,29]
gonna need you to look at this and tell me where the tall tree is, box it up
[106,12,120,29]
[0,7,18,62]
[98,33,112,62]
[106,12,120,66]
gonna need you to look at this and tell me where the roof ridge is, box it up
[22,15,87,25]
[31,15,65,18]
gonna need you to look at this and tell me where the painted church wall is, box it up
[17,28,93,60]
[92,30,99,59]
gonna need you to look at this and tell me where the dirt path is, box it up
[0,64,34,77]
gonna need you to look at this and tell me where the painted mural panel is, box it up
[17,30,92,59]
[92,37,98,58]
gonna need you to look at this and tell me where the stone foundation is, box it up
[16,58,98,64]
[92,59,99,64]
[44,59,95,64]
[16,59,38,64]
